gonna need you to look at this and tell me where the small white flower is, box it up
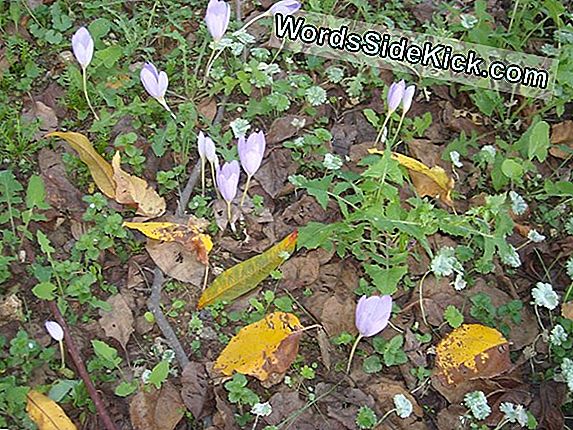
[305,86,327,106]
[464,391,491,420]
[431,247,462,277]
[460,14,478,29]
[230,118,251,139]
[141,369,152,384]
[45,321,64,342]
[559,358,573,391]
[291,117,306,129]
[453,273,467,291]
[527,229,545,243]
[251,402,272,417]
[499,402,528,427]
[449,150,463,168]
[500,245,522,268]
[509,191,528,216]
[480,145,497,160]
[323,153,343,170]
[393,394,413,418]
[550,324,568,347]
[531,282,559,310]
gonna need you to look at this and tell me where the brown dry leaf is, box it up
[129,382,184,430]
[26,390,77,430]
[0,293,24,325]
[434,324,511,386]
[367,379,426,429]
[255,148,298,198]
[213,312,302,381]
[98,293,134,350]
[562,301,573,320]
[197,97,217,122]
[124,220,212,265]
[267,114,308,145]
[146,240,204,286]
[46,131,115,198]
[181,362,213,420]
[368,149,455,206]
[22,101,58,140]
[550,120,573,159]
[112,152,166,218]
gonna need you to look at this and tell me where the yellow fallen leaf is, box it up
[197,231,297,309]
[46,131,115,198]
[434,324,511,386]
[26,390,77,430]
[112,152,166,218]
[123,220,213,265]
[368,149,455,206]
[214,312,302,381]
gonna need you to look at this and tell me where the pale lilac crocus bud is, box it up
[402,85,416,113]
[387,80,405,113]
[347,294,393,373]
[71,27,94,70]
[355,295,392,337]
[140,62,168,101]
[45,321,64,341]
[238,131,266,177]
[205,0,231,43]
[217,160,240,203]
[269,0,302,15]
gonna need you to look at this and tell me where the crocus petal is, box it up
[355,295,392,337]
[402,85,416,113]
[71,27,94,69]
[204,136,217,163]
[198,131,206,159]
[239,131,266,176]
[269,0,302,15]
[387,80,405,113]
[157,71,169,98]
[205,0,231,42]
[217,160,240,202]
[45,321,64,342]
[140,62,168,100]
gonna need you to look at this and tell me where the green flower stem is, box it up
[240,175,252,207]
[210,161,220,198]
[346,334,363,373]
[201,157,206,196]
[390,110,407,148]
[82,67,99,121]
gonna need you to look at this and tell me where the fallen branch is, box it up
[147,267,190,369]
[48,301,119,430]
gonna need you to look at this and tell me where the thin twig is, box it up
[147,267,190,369]
[48,301,118,430]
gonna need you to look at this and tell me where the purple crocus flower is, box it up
[355,295,392,337]
[205,0,231,43]
[269,0,302,15]
[216,160,240,203]
[71,27,94,69]
[387,80,405,113]
[140,62,168,101]
[45,321,64,341]
[402,85,416,113]
[238,131,266,177]
[198,132,217,164]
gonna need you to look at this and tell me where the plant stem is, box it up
[204,45,225,84]
[210,161,220,198]
[346,334,363,373]
[418,271,430,326]
[235,11,270,34]
[240,175,252,207]
[226,200,232,224]
[82,68,99,121]
[375,409,397,426]
[507,0,521,39]
[201,157,206,196]
[374,112,391,146]
[390,110,406,148]
[58,340,65,369]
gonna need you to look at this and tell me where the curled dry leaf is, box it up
[549,120,573,159]
[124,220,212,265]
[129,382,184,430]
[434,324,511,386]
[98,293,134,350]
[26,390,77,430]
[368,149,455,206]
[197,231,297,309]
[112,152,166,218]
[146,240,204,286]
[214,312,302,381]
[46,131,115,198]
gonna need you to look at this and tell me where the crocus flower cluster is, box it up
[347,295,392,372]
[238,131,266,205]
[198,131,218,195]
[139,62,176,118]
[71,27,98,120]
[376,79,416,146]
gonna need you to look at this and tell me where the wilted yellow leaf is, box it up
[368,149,455,206]
[124,220,213,265]
[214,312,302,381]
[46,131,115,198]
[112,152,166,218]
[26,390,77,430]
[197,231,297,309]
[434,324,511,385]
